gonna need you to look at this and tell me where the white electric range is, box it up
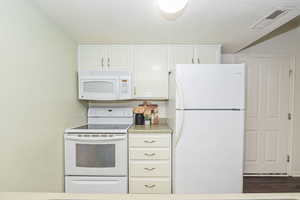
[64,107,133,194]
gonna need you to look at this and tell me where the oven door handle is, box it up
[65,135,127,142]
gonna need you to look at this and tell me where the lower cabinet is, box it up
[129,133,172,194]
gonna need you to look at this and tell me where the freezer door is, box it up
[176,64,245,109]
[174,110,244,194]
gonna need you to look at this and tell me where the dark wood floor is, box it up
[244,177,300,193]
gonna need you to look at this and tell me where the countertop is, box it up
[1,192,300,200]
[128,123,172,134]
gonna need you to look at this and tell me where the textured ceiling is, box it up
[32,0,300,53]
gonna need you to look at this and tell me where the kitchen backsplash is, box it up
[88,101,168,118]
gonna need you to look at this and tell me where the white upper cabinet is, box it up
[169,45,221,69]
[169,45,195,71]
[78,45,106,71]
[195,45,221,64]
[133,45,169,99]
[78,45,132,71]
[106,45,132,71]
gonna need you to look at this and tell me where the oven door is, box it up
[79,78,119,100]
[64,134,127,176]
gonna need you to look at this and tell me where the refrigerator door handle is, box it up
[175,78,184,110]
[175,110,184,146]
[175,76,185,146]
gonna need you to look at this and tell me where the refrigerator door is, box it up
[176,64,245,109]
[174,110,244,194]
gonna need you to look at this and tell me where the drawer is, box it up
[129,178,171,194]
[129,134,170,147]
[130,161,170,177]
[130,148,170,160]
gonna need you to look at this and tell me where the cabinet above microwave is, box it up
[78,70,132,101]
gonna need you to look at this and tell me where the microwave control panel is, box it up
[119,77,131,99]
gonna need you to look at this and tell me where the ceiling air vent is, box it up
[266,9,287,19]
[250,8,290,30]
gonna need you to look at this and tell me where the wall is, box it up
[223,25,300,175]
[0,0,86,192]
[90,101,168,118]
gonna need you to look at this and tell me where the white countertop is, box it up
[1,192,300,200]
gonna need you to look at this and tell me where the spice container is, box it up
[135,113,144,125]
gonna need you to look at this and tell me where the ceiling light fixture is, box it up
[157,0,188,13]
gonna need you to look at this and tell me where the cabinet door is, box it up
[169,45,195,71]
[107,45,132,71]
[130,178,171,194]
[133,45,169,99]
[78,45,107,70]
[195,45,221,64]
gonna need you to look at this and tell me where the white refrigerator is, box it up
[169,64,245,194]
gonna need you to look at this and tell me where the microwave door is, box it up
[79,79,119,100]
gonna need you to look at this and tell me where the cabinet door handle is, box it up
[101,57,104,70]
[144,153,156,156]
[144,167,156,171]
[197,58,200,64]
[144,140,156,143]
[192,58,194,64]
[144,184,156,188]
[134,86,137,95]
[108,57,110,68]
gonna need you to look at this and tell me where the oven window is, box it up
[76,144,115,168]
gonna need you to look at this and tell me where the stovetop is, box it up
[74,124,131,130]
[65,124,131,134]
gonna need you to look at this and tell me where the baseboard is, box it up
[244,173,288,177]
[291,171,300,177]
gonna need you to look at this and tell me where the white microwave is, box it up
[78,70,132,100]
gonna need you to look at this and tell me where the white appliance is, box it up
[169,64,245,194]
[78,70,132,100]
[64,107,133,194]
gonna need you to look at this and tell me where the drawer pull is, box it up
[144,184,156,188]
[144,153,156,156]
[144,167,156,171]
[144,140,156,143]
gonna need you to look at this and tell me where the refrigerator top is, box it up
[175,64,245,110]
[176,108,244,111]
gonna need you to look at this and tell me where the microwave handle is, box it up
[101,57,104,70]
[65,135,126,142]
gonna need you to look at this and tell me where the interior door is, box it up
[237,55,291,174]
[176,64,245,109]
